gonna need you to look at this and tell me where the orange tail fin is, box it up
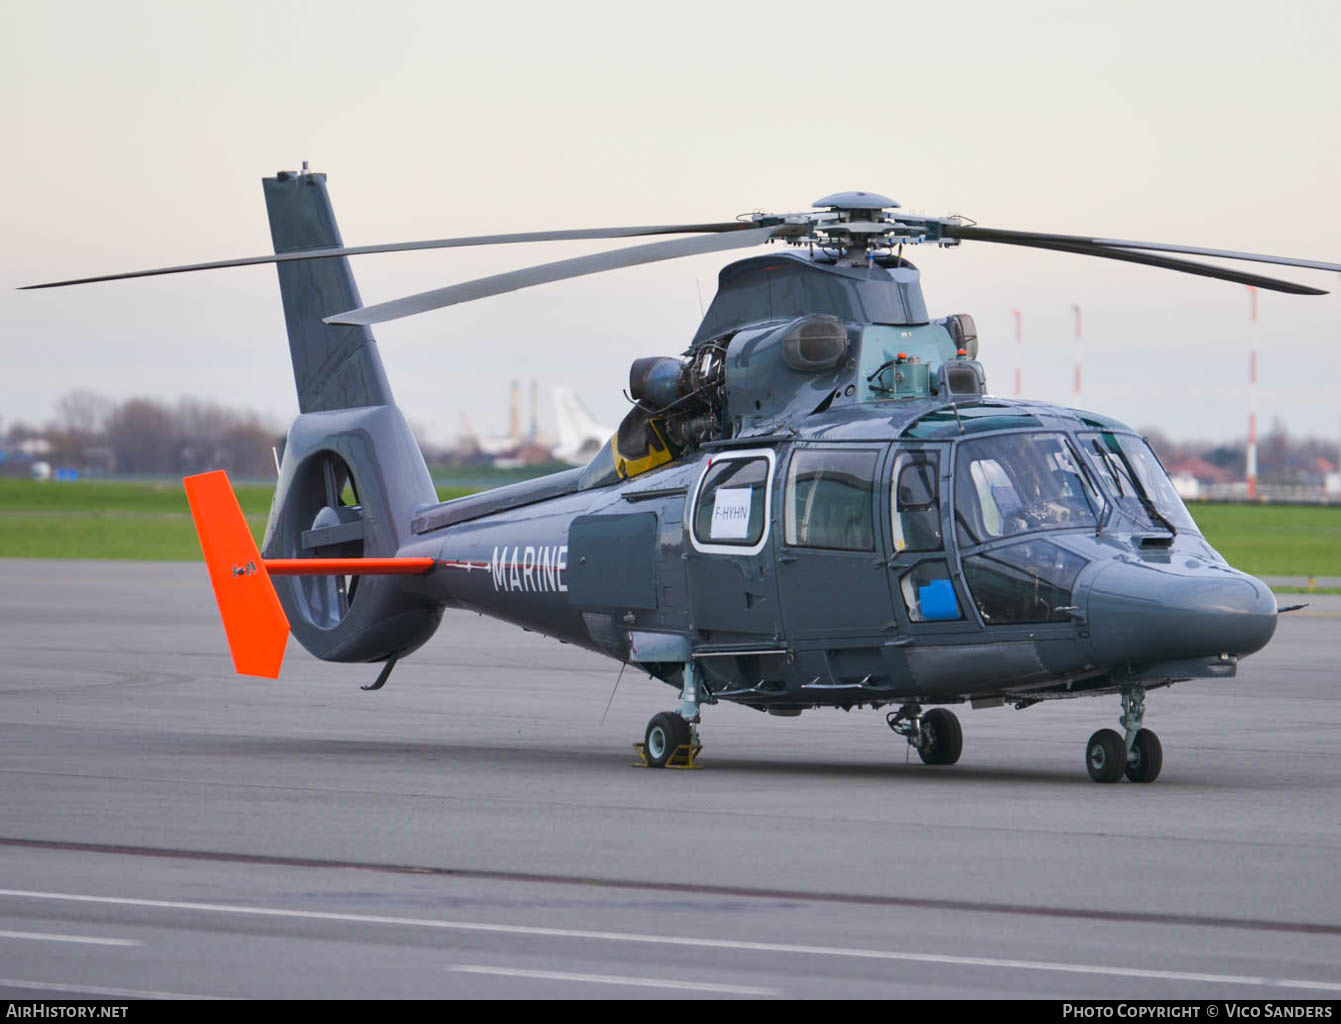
[184,470,290,679]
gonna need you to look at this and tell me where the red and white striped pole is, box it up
[1071,303,1083,399]
[1247,287,1258,501]
[1012,308,1023,396]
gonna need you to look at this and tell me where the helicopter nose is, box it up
[1085,561,1278,666]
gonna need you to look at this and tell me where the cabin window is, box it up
[692,456,770,549]
[891,451,942,552]
[783,448,878,551]
[899,560,962,622]
[963,539,1088,624]
[954,433,1098,545]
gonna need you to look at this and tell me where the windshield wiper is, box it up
[1111,445,1176,536]
[1089,439,1173,536]
[1067,439,1108,537]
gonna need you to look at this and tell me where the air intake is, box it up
[781,315,849,372]
[937,359,986,398]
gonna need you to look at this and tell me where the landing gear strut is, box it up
[1086,686,1162,783]
[1119,687,1162,783]
[887,703,963,766]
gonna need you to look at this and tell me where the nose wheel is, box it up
[1124,727,1163,783]
[1085,729,1127,782]
[1086,687,1162,783]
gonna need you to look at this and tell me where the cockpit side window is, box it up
[954,433,1098,545]
[783,448,878,551]
[891,451,943,552]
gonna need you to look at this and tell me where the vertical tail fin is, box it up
[263,170,393,412]
[256,171,444,665]
[185,470,290,678]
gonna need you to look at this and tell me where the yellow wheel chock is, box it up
[633,741,703,769]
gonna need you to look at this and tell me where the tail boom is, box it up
[263,557,435,575]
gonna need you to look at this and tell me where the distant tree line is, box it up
[1144,420,1338,483]
[2,391,1333,484]
[2,391,284,479]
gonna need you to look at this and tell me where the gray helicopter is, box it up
[28,173,1341,782]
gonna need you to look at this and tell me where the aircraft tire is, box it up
[917,708,963,766]
[645,712,690,769]
[1124,729,1163,783]
[1085,728,1127,783]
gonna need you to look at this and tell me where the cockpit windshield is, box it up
[954,433,1099,545]
[1078,432,1199,534]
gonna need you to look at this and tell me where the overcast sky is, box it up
[2,0,1338,446]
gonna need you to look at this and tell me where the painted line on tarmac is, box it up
[448,965,775,995]
[0,978,223,1000]
[0,929,140,947]
[3,836,1338,937]
[0,888,1338,994]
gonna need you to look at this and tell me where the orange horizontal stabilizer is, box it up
[263,557,436,576]
[183,470,289,679]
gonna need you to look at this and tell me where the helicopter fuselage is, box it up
[395,398,1277,714]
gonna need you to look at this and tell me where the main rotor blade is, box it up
[325,226,781,326]
[944,226,1328,295]
[944,225,1341,276]
[1097,237,1341,273]
[18,222,755,291]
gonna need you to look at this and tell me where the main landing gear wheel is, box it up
[1124,728,1163,783]
[644,712,691,769]
[917,708,963,766]
[1086,728,1127,783]
[887,703,963,767]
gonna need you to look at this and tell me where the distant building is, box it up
[1166,456,1233,486]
